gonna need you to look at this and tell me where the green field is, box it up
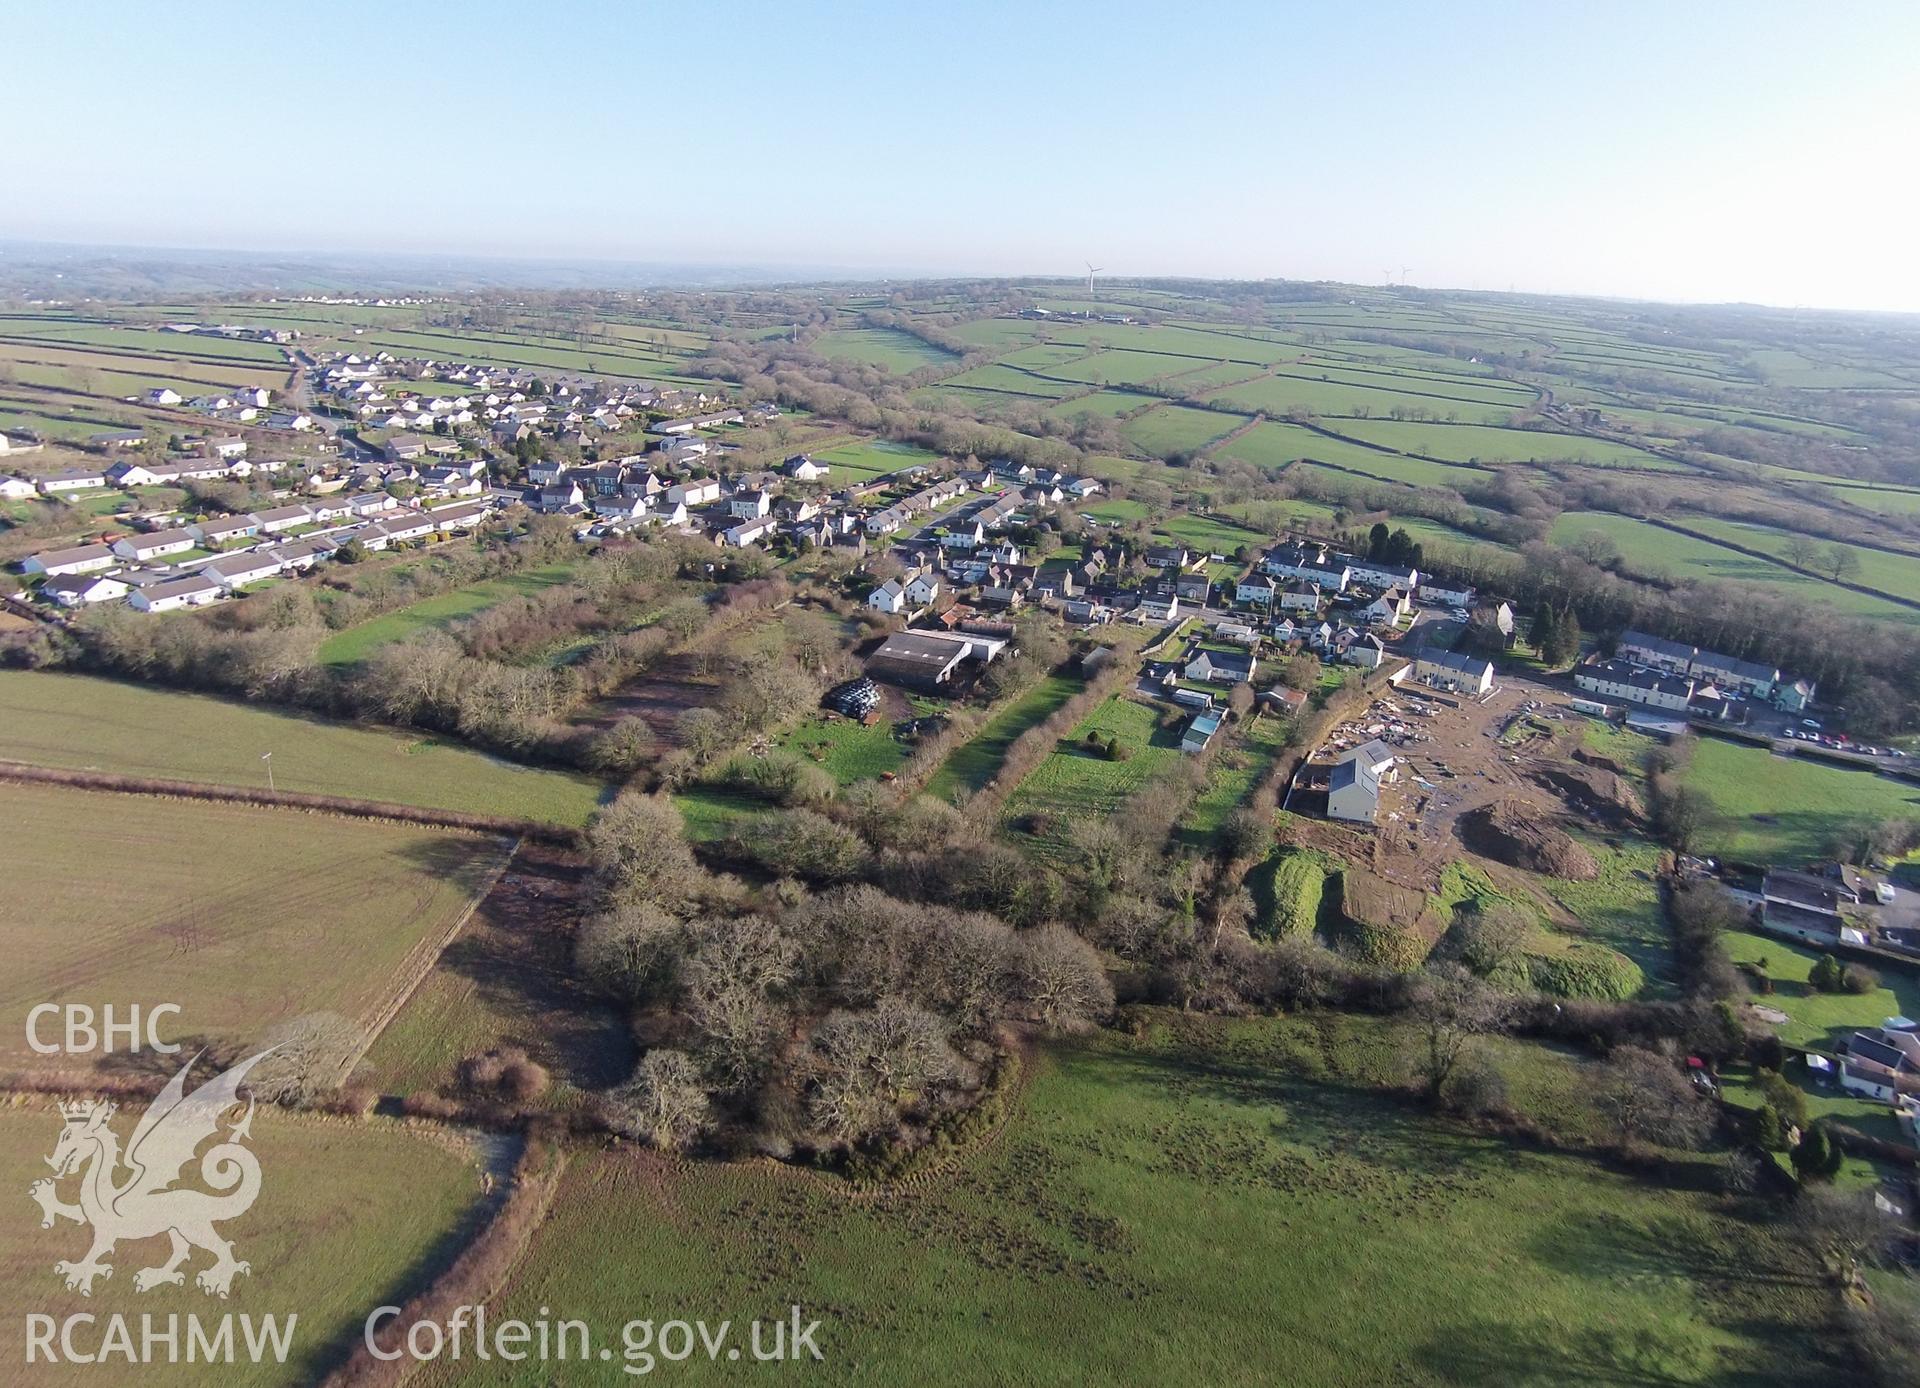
[1177,712,1291,846]
[925,673,1082,802]
[813,327,958,372]
[1682,516,1920,605]
[1,1105,484,1387]
[0,671,607,826]
[1337,421,1680,469]
[434,1012,1837,1386]
[814,439,940,481]
[1548,512,1919,622]
[0,779,508,1072]
[1683,736,1920,864]
[317,564,582,665]
[1120,404,1248,458]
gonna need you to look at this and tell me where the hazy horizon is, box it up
[12,0,1919,313]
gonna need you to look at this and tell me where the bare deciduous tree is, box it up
[605,1049,711,1150]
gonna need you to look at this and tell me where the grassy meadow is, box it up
[0,670,607,825]
[0,780,508,1073]
[1683,737,1920,864]
[430,1013,1841,1387]
[1,1105,486,1386]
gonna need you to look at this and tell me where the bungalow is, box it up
[199,552,285,589]
[0,475,38,500]
[131,573,224,613]
[41,572,131,607]
[144,387,183,406]
[1063,599,1115,625]
[1181,710,1225,754]
[1145,545,1190,570]
[384,434,435,463]
[265,538,335,571]
[252,504,315,534]
[91,430,149,450]
[111,528,197,562]
[208,436,248,459]
[22,542,115,577]
[190,515,260,545]
[38,469,108,493]
[1257,685,1309,717]
[267,412,315,432]
[1186,648,1257,685]
[346,491,399,516]
[425,500,495,533]
[369,514,437,545]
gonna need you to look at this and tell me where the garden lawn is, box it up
[431,1011,1838,1387]
[1721,929,1920,1052]
[782,714,909,784]
[0,670,607,826]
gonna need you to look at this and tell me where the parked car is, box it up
[1801,718,1823,729]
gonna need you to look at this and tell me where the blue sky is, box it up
[9,1,1918,310]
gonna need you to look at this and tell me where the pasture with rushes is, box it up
[0,1104,486,1387]
[0,780,510,1075]
[0,670,608,827]
[430,1012,1840,1387]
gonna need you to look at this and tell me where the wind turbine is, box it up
[1085,262,1104,298]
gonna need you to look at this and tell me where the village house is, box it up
[1573,657,1694,712]
[729,489,773,520]
[1257,685,1309,718]
[721,515,779,548]
[1419,579,1476,608]
[782,454,829,482]
[1326,754,1382,824]
[1839,1028,1918,1103]
[667,479,721,508]
[1145,545,1190,571]
[1364,588,1413,626]
[1406,646,1497,696]
[0,475,36,500]
[1263,542,1352,592]
[190,515,260,546]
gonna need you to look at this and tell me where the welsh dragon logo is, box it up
[28,1051,271,1299]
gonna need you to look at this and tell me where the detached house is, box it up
[111,528,197,563]
[23,543,115,577]
[40,573,131,607]
[1185,648,1258,685]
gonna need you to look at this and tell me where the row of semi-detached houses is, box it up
[1571,628,1816,715]
[21,497,499,613]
